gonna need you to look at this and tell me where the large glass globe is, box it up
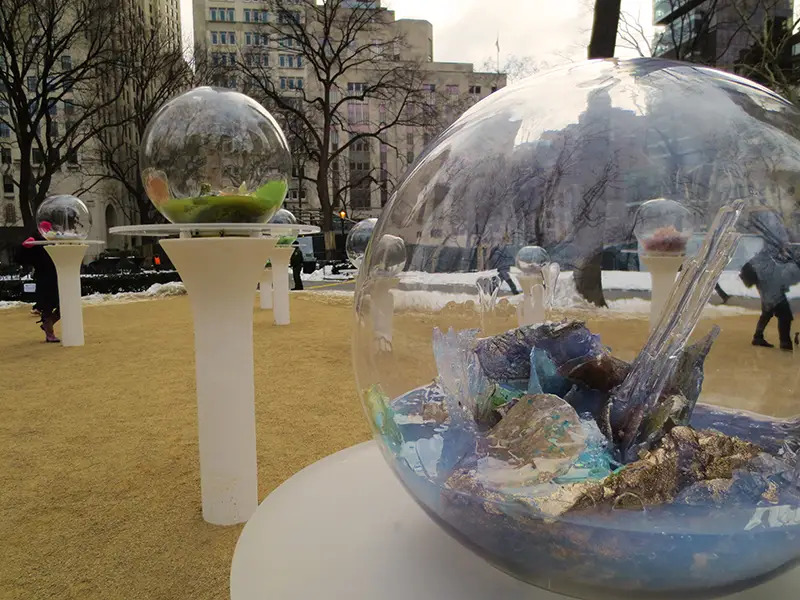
[140,86,291,224]
[36,195,91,240]
[353,59,800,599]
[346,218,377,269]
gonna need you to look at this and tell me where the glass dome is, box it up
[634,198,694,255]
[346,218,377,269]
[269,208,298,246]
[140,86,291,224]
[36,195,92,240]
[353,59,800,599]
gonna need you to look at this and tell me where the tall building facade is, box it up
[0,0,183,260]
[192,0,505,222]
[653,0,793,69]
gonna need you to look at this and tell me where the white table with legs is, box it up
[230,441,800,600]
[28,239,104,347]
[111,223,318,525]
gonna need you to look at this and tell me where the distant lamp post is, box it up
[339,210,347,237]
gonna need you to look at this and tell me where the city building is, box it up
[0,0,183,261]
[191,0,505,223]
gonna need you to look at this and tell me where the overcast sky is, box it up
[179,0,654,68]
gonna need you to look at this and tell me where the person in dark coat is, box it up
[290,241,304,291]
[16,231,60,342]
[743,211,800,350]
[489,244,520,294]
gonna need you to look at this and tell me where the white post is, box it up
[640,254,684,331]
[517,273,545,327]
[45,244,88,347]
[371,278,396,351]
[160,236,275,526]
[269,247,293,326]
[259,268,273,310]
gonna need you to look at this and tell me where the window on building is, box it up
[469,85,482,94]
[347,82,364,94]
[229,53,236,65]
[3,203,15,223]
[406,151,414,164]
[212,52,220,66]
[61,55,72,70]
[220,32,227,44]
[48,101,57,116]
[260,10,268,22]
[279,55,286,67]
[279,11,300,24]
[3,175,13,194]
[245,54,253,66]
[64,101,75,115]
[27,76,36,92]
[1,148,10,164]
[296,78,303,89]
[220,54,228,66]
[0,101,7,116]
[446,84,459,95]
[1,123,10,138]
[280,36,294,48]
[66,149,78,164]
[210,7,217,21]
[280,77,286,89]
[227,8,234,21]
[406,132,413,148]
[229,32,235,44]
[32,148,43,164]
[245,32,252,45]
[423,83,435,93]
[347,102,368,124]
[297,56,303,68]
[211,31,218,44]
[244,9,250,22]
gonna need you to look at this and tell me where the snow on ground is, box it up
[0,301,26,310]
[82,282,186,305]
[300,265,354,282]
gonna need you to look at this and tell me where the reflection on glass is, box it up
[346,218,377,269]
[353,59,800,599]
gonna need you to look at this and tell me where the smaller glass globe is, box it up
[346,218,377,269]
[515,245,550,276]
[36,195,92,240]
[371,234,406,276]
[634,198,693,255]
[140,86,292,224]
[269,208,298,246]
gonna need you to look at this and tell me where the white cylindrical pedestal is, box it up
[371,278,395,352]
[231,441,800,600]
[641,254,684,330]
[259,268,273,310]
[160,237,275,525]
[268,247,292,326]
[517,274,545,327]
[45,244,88,347]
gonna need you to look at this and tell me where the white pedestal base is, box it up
[517,273,545,327]
[230,441,799,600]
[641,254,684,330]
[259,268,273,310]
[371,278,396,351]
[45,244,88,347]
[268,247,292,326]
[160,237,275,525]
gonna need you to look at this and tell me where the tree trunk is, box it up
[316,162,336,260]
[588,0,622,59]
[575,250,607,307]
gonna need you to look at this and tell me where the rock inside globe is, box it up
[352,59,800,599]
[36,195,92,240]
[139,86,291,224]
[346,218,377,269]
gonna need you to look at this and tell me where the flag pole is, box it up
[496,32,500,74]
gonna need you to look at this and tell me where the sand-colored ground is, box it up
[1,293,798,599]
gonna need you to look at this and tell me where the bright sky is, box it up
[179,0,655,68]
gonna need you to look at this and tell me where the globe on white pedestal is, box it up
[36,195,91,240]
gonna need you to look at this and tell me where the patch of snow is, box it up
[82,281,186,306]
[300,265,353,282]
[0,301,26,310]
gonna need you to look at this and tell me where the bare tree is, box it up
[219,0,439,257]
[83,22,191,225]
[0,0,126,231]
[480,55,542,83]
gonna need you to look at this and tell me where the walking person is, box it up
[741,211,800,350]
[489,244,520,295]
[16,232,61,342]
[290,241,304,291]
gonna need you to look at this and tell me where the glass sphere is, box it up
[346,218,377,269]
[634,198,694,255]
[270,208,298,245]
[353,59,800,599]
[516,245,550,275]
[36,195,91,240]
[140,86,291,224]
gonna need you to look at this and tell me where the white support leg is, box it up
[517,274,545,327]
[640,254,684,331]
[45,244,88,347]
[160,236,276,526]
[269,247,293,326]
[371,278,396,352]
[259,268,273,310]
